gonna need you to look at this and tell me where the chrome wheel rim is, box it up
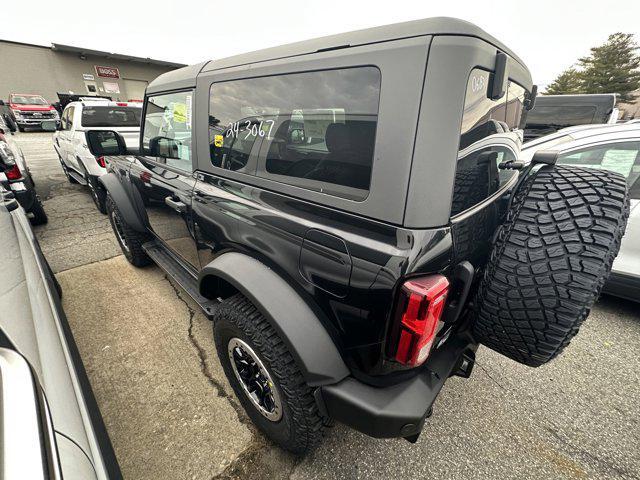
[228,337,282,421]
[110,209,130,253]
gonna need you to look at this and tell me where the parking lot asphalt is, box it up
[14,131,640,479]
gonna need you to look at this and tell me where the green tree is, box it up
[578,33,640,102]
[545,67,584,95]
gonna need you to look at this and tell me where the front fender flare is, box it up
[199,252,350,387]
[98,173,146,232]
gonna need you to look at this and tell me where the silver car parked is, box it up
[0,175,121,479]
[522,123,640,301]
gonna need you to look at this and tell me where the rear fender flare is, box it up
[98,173,146,232]
[199,252,350,387]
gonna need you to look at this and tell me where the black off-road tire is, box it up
[85,171,107,214]
[29,197,48,225]
[474,166,630,367]
[105,195,151,267]
[213,294,324,454]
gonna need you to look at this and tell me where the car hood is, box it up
[0,209,96,460]
[11,104,54,112]
[612,198,640,277]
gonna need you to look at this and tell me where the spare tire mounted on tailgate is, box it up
[474,165,630,366]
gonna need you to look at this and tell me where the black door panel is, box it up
[299,230,352,298]
[191,173,452,374]
[129,157,199,270]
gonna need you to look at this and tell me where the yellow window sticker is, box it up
[172,103,187,123]
[214,135,224,148]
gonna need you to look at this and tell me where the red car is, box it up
[8,93,60,131]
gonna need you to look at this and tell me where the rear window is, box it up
[208,67,381,201]
[527,105,597,126]
[81,106,141,127]
[451,68,526,216]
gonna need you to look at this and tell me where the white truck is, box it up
[53,100,142,212]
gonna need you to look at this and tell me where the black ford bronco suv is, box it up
[84,17,630,453]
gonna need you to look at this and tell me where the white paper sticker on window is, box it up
[186,94,192,130]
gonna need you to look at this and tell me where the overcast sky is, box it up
[3,0,639,88]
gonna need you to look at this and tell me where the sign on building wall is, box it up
[103,82,120,94]
[83,73,95,81]
[95,65,120,79]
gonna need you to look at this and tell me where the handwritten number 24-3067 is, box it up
[226,120,275,140]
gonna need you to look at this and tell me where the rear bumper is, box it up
[603,272,640,302]
[320,330,477,439]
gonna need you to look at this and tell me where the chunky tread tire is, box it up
[29,197,48,225]
[105,195,151,267]
[87,175,107,214]
[451,164,492,216]
[213,294,324,454]
[474,166,630,366]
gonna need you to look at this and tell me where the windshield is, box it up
[81,106,142,127]
[556,141,640,199]
[10,94,48,106]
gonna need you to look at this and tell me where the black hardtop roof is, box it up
[147,17,528,93]
[535,94,617,107]
[203,17,526,71]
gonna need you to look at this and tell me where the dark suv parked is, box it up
[85,17,630,453]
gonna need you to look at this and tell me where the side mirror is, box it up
[3,114,17,133]
[0,348,62,479]
[41,120,57,132]
[149,136,182,159]
[86,130,128,156]
[530,150,558,166]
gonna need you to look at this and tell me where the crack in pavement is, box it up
[163,275,251,426]
[213,438,300,480]
[543,425,640,480]
[475,361,508,392]
[162,275,300,480]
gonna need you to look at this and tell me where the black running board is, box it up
[142,240,219,317]
[68,170,88,185]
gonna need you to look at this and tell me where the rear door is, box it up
[56,106,73,164]
[129,90,200,269]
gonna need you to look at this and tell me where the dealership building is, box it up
[0,40,185,104]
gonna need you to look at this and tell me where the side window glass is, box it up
[506,82,526,130]
[452,69,526,216]
[66,107,74,130]
[208,67,381,201]
[209,118,263,172]
[60,109,68,130]
[142,91,193,172]
[557,141,640,198]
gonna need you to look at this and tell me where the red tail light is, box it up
[116,102,128,106]
[96,156,106,168]
[391,275,449,367]
[5,163,22,181]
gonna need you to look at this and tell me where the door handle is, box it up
[165,196,187,213]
